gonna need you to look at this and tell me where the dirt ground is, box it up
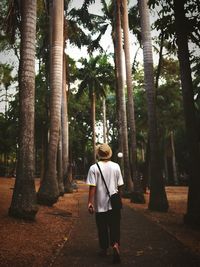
[0,178,200,267]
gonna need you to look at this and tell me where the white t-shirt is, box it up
[86,161,124,212]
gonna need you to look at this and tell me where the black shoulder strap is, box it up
[96,162,110,198]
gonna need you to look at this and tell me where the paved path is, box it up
[52,185,200,267]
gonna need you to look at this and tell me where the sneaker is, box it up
[112,244,121,264]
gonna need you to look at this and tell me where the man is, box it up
[86,143,124,264]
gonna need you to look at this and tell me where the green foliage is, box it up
[0,63,15,87]
[133,69,148,135]
[68,88,119,172]
[174,127,189,174]
[82,0,95,9]
[191,56,200,139]
[69,53,115,169]
[35,63,50,147]
[67,13,93,50]
[149,0,200,50]
[76,54,115,99]
[156,58,184,133]
[128,4,141,44]
[36,0,49,65]
[71,0,114,54]
[133,58,185,172]
[0,0,21,50]
[105,93,119,156]
[0,113,17,155]
[68,92,93,172]
[0,93,19,175]
[0,62,18,166]
[0,0,197,181]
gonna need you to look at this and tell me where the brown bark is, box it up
[9,0,38,220]
[37,0,64,205]
[139,0,168,211]
[174,0,200,227]
[115,0,133,192]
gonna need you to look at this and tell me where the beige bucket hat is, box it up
[96,143,112,160]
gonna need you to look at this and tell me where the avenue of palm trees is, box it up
[0,0,200,228]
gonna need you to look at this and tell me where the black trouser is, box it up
[95,210,121,250]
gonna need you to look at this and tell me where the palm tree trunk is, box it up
[173,0,200,227]
[102,97,107,143]
[62,55,72,193]
[62,13,72,193]
[170,131,178,185]
[122,0,138,182]
[139,0,168,211]
[40,123,48,183]
[39,1,51,184]
[114,0,133,192]
[122,0,145,203]
[92,91,96,162]
[155,29,164,89]
[57,132,64,195]
[37,0,64,206]
[163,141,169,184]
[113,50,123,157]
[9,0,38,220]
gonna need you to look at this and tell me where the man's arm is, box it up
[88,185,96,214]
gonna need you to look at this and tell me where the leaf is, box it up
[136,250,144,256]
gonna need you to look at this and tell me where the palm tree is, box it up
[102,96,107,143]
[80,0,134,192]
[36,0,93,194]
[138,0,169,211]
[121,0,139,184]
[76,54,114,162]
[57,129,64,195]
[61,54,72,193]
[77,56,99,162]
[97,56,115,145]
[61,0,99,189]
[173,0,200,227]
[114,0,133,192]
[37,0,64,205]
[9,0,38,220]
[170,131,178,185]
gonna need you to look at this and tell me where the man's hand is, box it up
[88,203,94,214]
[88,185,96,214]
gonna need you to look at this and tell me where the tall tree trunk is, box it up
[122,0,144,202]
[173,0,200,227]
[40,123,48,183]
[163,141,169,184]
[170,131,178,185]
[111,17,123,160]
[62,16,72,193]
[57,132,64,195]
[139,0,168,211]
[114,0,133,192]
[102,97,107,143]
[37,0,64,206]
[62,55,72,193]
[122,0,137,179]
[113,49,123,160]
[9,0,38,220]
[92,91,96,162]
[155,29,164,90]
[39,0,52,184]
